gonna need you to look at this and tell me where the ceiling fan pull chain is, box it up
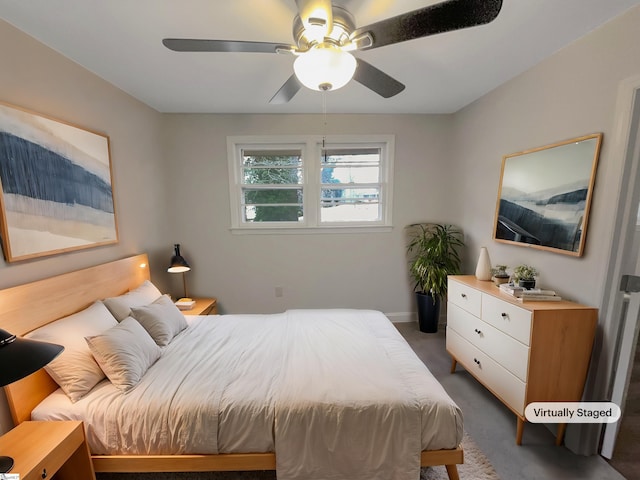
[322,90,327,150]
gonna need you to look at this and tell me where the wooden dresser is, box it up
[446,275,597,445]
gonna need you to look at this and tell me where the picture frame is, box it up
[0,102,118,262]
[493,133,603,257]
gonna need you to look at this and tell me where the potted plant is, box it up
[513,264,538,289]
[491,265,510,286]
[406,223,464,333]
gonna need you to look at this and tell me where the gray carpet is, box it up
[96,432,497,480]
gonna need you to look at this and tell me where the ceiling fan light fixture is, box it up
[293,43,356,92]
[296,0,333,43]
[304,21,328,44]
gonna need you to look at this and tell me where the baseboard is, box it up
[385,312,449,325]
[385,312,416,323]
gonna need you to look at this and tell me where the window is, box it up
[240,149,303,223]
[228,135,394,232]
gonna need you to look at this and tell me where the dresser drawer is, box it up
[481,294,532,346]
[448,302,530,382]
[448,279,482,317]
[447,328,526,415]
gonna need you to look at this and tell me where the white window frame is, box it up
[227,134,394,233]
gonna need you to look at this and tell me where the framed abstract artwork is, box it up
[0,103,118,262]
[493,133,602,257]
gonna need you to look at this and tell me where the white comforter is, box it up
[33,309,463,480]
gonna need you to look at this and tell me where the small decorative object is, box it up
[513,264,538,290]
[491,265,510,286]
[475,247,492,281]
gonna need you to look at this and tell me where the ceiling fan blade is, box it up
[269,75,303,104]
[353,59,405,98]
[162,38,290,53]
[351,0,503,51]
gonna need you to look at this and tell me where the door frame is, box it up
[586,75,640,457]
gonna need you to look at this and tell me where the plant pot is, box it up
[492,275,510,286]
[416,291,440,333]
[518,278,536,290]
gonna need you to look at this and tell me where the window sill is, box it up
[230,225,393,235]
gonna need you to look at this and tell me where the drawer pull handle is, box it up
[461,293,467,298]
[501,312,508,318]
[42,468,47,479]
[473,358,481,366]
[474,328,482,335]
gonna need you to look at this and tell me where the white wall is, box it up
[161,113,456,318]
[452,6,640,453]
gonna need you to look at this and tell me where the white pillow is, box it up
[86,317,161,392]
[130,295,188,346]
[102,280,162,321]
[25,302,118,402]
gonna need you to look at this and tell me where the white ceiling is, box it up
[1,0,639,114]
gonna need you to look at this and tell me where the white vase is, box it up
[475,247,492,281]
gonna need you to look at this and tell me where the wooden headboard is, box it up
[0,254,150,424]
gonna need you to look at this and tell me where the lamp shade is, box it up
[168,244,191,273]
[0,329,64,387]
[294,43,356,91]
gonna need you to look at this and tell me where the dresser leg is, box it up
[555,423,567,446]
[450,358,457,373]
[516,417,525,445]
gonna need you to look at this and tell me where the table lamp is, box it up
[167,244,191,301]
[0,329,64,473]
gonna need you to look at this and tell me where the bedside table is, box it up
[181,297,218,315]
[0,420,95,479]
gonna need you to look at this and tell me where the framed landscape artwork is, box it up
[0,103,118,262]
[493,133,602,257]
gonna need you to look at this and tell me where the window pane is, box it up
[243,167,301,185]
[242,151,302,186]
[321,148,380,184]
[320,187,380,222]
[242,150,302,166]
[243,188,303,222]
[243,205,303,222]
[244,188,302,204]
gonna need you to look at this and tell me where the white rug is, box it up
[421,433,500,480]
[96,433,499,480]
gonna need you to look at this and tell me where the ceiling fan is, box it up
[162,0,503,104]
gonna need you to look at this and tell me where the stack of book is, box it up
[175,299,195,310]
[498,283,562,302]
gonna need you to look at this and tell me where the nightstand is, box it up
[181,297,218,315]
[0,420,95,479]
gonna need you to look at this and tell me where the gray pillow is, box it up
[25,301,117,402]
[102,280,162,321]
[86,317,161,392]
[130,295,188,346]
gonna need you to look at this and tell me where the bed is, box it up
[0,254,464,480]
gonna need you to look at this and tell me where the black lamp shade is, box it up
[0,329,64,387]
[168,244,191,273]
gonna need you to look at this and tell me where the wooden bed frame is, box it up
[0,254,463,479]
